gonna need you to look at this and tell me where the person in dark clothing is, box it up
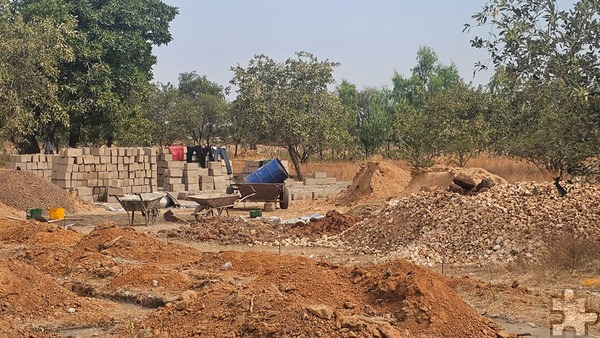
[44,140,53,154]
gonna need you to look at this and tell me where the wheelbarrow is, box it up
[228,182,290,209]
[112,193,163,226]
[188,194,241,221]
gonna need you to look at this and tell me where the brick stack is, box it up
[156,147,232,193]
[51,147,158,202]
[303,172,337,186]
[5,154,55,182]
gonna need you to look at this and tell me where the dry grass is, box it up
[506,235,600,288]
[463,155,555,183]
[299,155,554,183]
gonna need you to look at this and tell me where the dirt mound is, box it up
[338,181,600,265]
[0,219,81,246]
[136,251,500,337]
[75,222,200,264]
[0,255,116,326]
[0,170,89,212]
[403,165,507,195]
[288,210,356,237]
[160,210,357,246]
[103,264,193,290]
[335,162,411,205]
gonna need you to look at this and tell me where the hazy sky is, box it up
[151,1,502,94]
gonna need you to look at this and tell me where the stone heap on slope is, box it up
[335,181,600,266]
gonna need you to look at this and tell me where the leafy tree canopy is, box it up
[230,51,348,180]
[15,0,178,148]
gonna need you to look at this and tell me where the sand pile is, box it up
[0,170,88,212]
[0,201,21,219]
[335,162,411,205]
[336,181,600,265]
[136,251,502,338]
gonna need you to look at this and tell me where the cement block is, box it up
[165,177,183,184]
[199,182,214,191]
[312,172,328,179]
[54,180,71,189]
[165,168,183,177]
[75,187,93,196]
[292,192,312,200]
[64,148,82,157]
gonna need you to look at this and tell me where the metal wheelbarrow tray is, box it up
[188,194,240,221]
[229,182,290,209]
[113,193,163,226]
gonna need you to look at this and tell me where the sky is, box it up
[151,1,499,95]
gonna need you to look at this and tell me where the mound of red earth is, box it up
[0,170,90,212]
[0,219,514,337]
[335,162,412,205]
[160,210,357,245]
[134,251,504,338]
[0,254,116,332]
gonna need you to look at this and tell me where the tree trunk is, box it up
[17,134,42,154]
[287,144,304,181]
[69,127,80,148]
[234,142,239,157]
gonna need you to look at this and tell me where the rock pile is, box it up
[336,181,600,266]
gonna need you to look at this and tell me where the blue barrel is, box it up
[244,158,289,183]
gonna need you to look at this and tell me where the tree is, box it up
[175,72,228,145]
[0,0,75,153]
[467,0,600,98]
[16,0,178,147]
[467,0,600,173]
[144,82,181,146]
[428,85,492,167]
[389,47,463,167]
[230,52,347,181]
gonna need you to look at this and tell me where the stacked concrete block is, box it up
[303,172,337,186]
[5,154,56,182]
[156,146,234,193]
[52,147,158,202]
[183,162,200,192]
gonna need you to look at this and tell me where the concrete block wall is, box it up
[156,147,231,193]
[53,147,159,202]
[5,154,55,182]
[303,172,337,186]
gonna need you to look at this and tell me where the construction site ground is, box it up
[1,164,600,337]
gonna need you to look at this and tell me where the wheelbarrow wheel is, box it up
[193,205,208,222]
[279,185,290,209]
[141,208,160,225]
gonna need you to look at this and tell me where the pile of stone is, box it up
[331,181,600,266]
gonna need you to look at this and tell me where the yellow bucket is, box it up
[49,208,65,220]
